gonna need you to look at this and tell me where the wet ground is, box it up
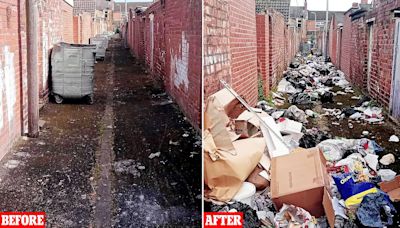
[0,39,201,227]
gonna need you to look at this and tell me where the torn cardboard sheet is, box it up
[379,176,400,202]
[235,110,268,138]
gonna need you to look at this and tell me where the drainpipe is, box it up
[26,0,39,138]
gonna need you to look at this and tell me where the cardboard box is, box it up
[379,175,400,202]
[271,148,330,217]
[323,188,335,228]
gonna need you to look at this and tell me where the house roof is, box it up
[114,2,152,13]
[307,11,344,21]
[290,6,305,18]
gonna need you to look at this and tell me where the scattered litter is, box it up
[169,140,179,146]
[113,160,141,177]
[305,109,318,118]
[232,182,256,207]
[356,192,397,227]
[317,139,357,162]
[362,131,369,136]
[332,173,378,207]
[148,152,161,159]
[277,118,303,135]
[4,160,21,169]
[378,169,397,182]
[271,111,285,120]
[182,133,189,137]
[389,135,399,143]
[138,165,145,170]
[283,105,308,123]
[274,204,316,227]
[380,153,396,166]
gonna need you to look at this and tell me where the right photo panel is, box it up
[203,0,400,227]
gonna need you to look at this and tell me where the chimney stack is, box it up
[361,0,368,4]
[352,2,359,8]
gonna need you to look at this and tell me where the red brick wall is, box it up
[126,0,202,128]
[73,16,81,43]
[350,15,368,89]
[268,9,286,89]
[62,1,74,43]
[257,15,270,96]
[0,0,26,159]
[329,17,338,65]
[203,0,232,100]
[365,0,398,107]
[228,0,258,106]
[339,11,353,79]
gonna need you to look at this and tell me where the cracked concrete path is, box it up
[0,39,201,227]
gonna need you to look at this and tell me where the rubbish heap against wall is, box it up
[125,0,202,128]
[330,0,399,115]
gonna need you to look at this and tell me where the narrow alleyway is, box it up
[0,39,201,227]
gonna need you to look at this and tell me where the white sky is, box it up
[114,0,372,12]
[291,0,372,12]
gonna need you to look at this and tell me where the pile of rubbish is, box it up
[204,56,400,228]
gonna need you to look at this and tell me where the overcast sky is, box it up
[291,0,372,11]
[114,0,372,12]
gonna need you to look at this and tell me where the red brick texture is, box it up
[203,0,258,105]
[126,0,202,128]
[267,10,286,90]
[257,15,270,96]
[228,0,258,106]
[203,0,232,100]
[73,12,93,44]
[0,0,26,158]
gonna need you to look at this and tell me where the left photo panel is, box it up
[0,0,202,227]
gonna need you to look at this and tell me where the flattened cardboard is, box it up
[204,137,265,202]
[379,175,400,202]
[235,111,268,138]
[271,148,329,217]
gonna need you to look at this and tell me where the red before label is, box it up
[0,212,46,227]
[204,212,243,228]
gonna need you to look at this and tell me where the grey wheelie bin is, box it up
[90,35,109,60]
[51,42,96,104]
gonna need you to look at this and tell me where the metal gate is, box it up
[391,19,400,119]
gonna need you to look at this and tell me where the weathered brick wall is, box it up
[329,17,338,65]
[256,14,270,96]
[74,12,93,44]
[203,0,232,100]
[350,15,368,89]
[268,9,286,89]
[365,0,399,107]
[228,0,258,106]
[62,1,74,43]
[0,0,26,159]
[126,0,202,128]
[339,10,353,79]
[73,16,81,43]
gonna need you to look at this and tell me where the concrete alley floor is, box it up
[0,39,201,227]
